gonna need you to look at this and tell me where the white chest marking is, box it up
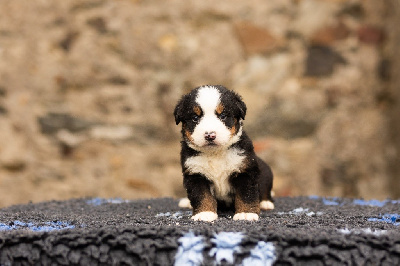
[184,148,245,202]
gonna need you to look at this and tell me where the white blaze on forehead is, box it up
[195,86,221,114]
[191,86,230,148]
[189,85,243,150]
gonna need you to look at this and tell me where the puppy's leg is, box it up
[260,185,274,210]
[257,157,275,210]
[183,174,218,222]
[231,173,260,221]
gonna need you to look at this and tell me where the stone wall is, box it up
[0,0,398,207]
[387,0,400,198]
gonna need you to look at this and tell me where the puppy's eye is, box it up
[219,113,227,120]
[192,115,199,123]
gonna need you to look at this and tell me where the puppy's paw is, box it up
[191,211,218,222]
[233,212,259,221]
[260,200,275,210]
[178,198,192,209]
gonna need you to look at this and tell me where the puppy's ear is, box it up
[174,98,184,125]
[234,93,247,120]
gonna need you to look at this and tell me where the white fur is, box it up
[189,86,240,149]
[233,212,259,221]
[185,148,245,203]
[178,198,192,209]
[192,211,218,222]
[260,200,275,210]
[179,198,275,212]
[195,86,220,116]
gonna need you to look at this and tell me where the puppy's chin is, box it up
[187,140,232,153]
[204,141,218,147]
[188,141,220,150]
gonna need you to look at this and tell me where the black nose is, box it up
[204,131,216,141]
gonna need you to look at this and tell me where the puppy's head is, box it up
[174,85,246,151]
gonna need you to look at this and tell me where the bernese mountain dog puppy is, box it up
[174,85,274,222]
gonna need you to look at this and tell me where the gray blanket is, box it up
[0,196,399,265]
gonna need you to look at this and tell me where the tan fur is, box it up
[230,118,237,136]
[193,105,202,116]
[216,103,224,115]
[184,125,194,143]
[194,190,217,215]
[235,192,260,214]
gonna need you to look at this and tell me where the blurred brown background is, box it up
[0,0,399,207]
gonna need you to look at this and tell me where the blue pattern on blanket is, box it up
[0,220,75,232]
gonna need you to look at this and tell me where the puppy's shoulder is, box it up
[232,131,255,154]
[180,141,199,166]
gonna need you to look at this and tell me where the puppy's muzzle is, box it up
[204,131,216,142]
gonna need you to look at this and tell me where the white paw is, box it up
[233,212,259,221]
[178,198,192,209]
[260,200,275,210]
[191,211,218,222]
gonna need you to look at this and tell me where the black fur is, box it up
[175,85,274,217]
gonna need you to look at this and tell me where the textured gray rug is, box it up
[0,196,399,265]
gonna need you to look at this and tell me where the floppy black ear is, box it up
[174,98,184,125]
[235,93,247,120]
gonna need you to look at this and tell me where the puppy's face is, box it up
[174,85,246,151]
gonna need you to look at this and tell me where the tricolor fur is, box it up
[174,85,274,222]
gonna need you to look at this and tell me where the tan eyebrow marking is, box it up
[216,103,224,115]
[193,105,202,116]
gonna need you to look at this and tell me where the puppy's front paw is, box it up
[233,212,259,221]
[178,198,192,209]
[191,211,218,222]
[260,200,275,210]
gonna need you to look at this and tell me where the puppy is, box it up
[174,85,274,222]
